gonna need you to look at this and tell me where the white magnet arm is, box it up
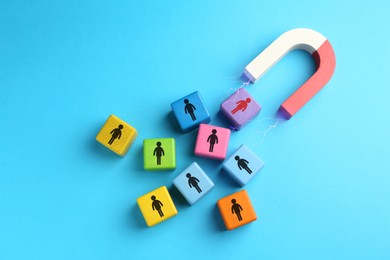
[243,28,327,83]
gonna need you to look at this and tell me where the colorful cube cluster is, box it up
[96,90,265,229]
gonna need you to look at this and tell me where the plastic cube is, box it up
[173,162,214,205]
[220,88,261,130]
[144,138,176,171]
[194,124,231,160]
[222,145,265,186]
[217,190,257,230]
[137,186,178,227]
[96,114,137,156]
[171,91,211,133]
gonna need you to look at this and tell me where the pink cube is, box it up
[194,124,231,160]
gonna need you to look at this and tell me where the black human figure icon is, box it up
[235,156,252,174]
[207,129,219,152]
[184,99,197,121]
[151,195,164,217]
[186,173,202,193]
[108,124,123,145]
[231,199,243,221]
[153,142,165,165]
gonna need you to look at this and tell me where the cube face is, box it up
[96,114,137,156]
[217,190,257,230]
[222,145,265,186]
[137,186,178,227]
[171,91,211,133]
[220,88,261,129]
[194,124,231,160]
[173,162,214,205]
[143,138,176,171]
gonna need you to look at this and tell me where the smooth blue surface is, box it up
[222,144,265,186]
[173,162,214,205]
[171,91,211,132]
[1,0,390,259]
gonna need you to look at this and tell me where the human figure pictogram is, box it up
[207,129,218,153]
[231,199,243,221]
[186,173,202,193]
[231,98,251,114]
[108,124,123,145]
[151,195,164,217]
[153,142,165,165]
[184,99,197,121]
[235,155,252,174]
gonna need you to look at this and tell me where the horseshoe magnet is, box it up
[244,28,336,119]
[221,28,336,128]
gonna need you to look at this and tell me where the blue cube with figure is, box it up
[171,91,211,133]
[173,162,214,205]
[222,145,265,186]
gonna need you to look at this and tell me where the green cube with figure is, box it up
[143,138,176,171]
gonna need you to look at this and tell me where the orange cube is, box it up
[217,190,257,230]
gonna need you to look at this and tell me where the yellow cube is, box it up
[137,186,178,227]
[96,114,137,156]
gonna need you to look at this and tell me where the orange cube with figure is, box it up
[217,190,257,230]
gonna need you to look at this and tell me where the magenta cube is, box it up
[220,88,261,130]
[194,124,231,160]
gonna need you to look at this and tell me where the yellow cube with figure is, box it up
[96,114,137,156]
[137,186,178,227]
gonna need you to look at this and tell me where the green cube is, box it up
[143,138,176,171]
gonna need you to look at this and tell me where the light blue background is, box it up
[1,0,389,259]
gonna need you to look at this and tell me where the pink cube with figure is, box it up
[194,124,231,160]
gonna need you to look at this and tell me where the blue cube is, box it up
[173,162,214,205]
[222,145,265,186]
[171,91,211,133]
